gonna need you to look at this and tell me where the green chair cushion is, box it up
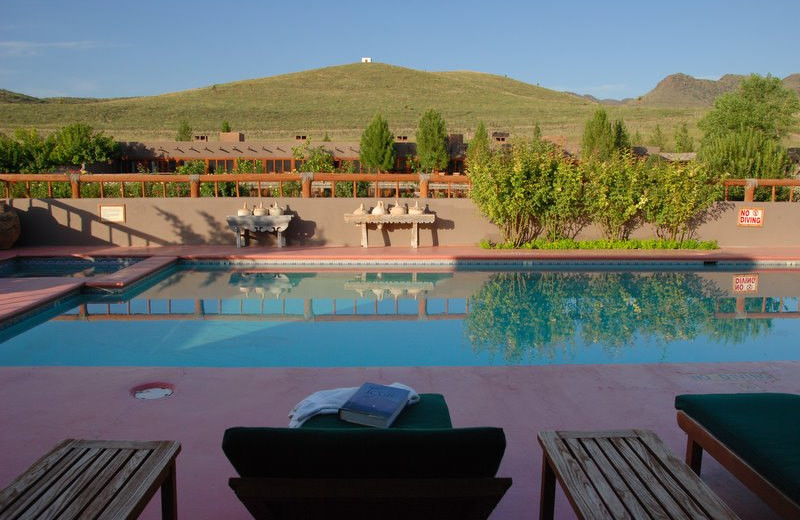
[301,393,452,429]
[223,426,506,479]
[676,393,800,504]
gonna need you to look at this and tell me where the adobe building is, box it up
[115,133,468,175]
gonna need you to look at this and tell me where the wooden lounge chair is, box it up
[222,393,511,520]
[676,393,800,519]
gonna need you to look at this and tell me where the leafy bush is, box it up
[584,153,649,240]
[469,139,586,246]
[481,238,718,250]
[642,161,724,241]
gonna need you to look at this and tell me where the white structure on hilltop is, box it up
[361,57,372,63]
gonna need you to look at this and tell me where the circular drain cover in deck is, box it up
[131,382,174,400]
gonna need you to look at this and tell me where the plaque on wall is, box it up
[99,204,126,223]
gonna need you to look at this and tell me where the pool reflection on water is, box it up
[0,268,798,367]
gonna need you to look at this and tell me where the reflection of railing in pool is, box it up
[715,296,800,319]
[56,297,468,322]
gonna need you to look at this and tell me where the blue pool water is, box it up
[0,267,798,367]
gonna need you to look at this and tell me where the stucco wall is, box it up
[8,198,800,248]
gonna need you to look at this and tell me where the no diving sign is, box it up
[733,274,758,293]
[737,207,764,227]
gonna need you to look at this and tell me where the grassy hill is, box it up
[0,63,711,146]
[1,63,797,146]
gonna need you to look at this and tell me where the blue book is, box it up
[338,382,411,428]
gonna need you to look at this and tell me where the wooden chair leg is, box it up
[539,456,556,520]
[686,436,703,475]
[161,463,178,519]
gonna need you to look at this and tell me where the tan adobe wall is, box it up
[8,199,800,248]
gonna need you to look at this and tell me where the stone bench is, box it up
[226,215,293,248]
[343,213,436,248]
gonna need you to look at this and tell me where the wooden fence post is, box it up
[69,173,81,199]
[189,175,200,198]
[301,172,313,198]
[744,178,757,202]
[419,173,430,199]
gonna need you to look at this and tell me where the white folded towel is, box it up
[288,382,419,428]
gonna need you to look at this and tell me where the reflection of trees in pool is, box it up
[465,272,774,362]
[706,297,777,344]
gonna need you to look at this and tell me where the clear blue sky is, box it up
[2,0,797,100]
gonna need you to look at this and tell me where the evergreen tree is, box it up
[322,131,331,142]
[176,120,192,141]
[532,122,542,142]
[632,130,643,146]
[466,121,490,171]
[612,120,631,152]
[581,109,613,160]
[415,109,449,173]
[674,122,694,153]
[221,121,232,132]
[359,114,395,172]
[649,125,666,149]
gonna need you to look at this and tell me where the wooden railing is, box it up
[3,173,797,201]
[722,178,800,202]
[0,172,472,199]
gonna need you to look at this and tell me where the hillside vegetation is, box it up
[1,64,797,146]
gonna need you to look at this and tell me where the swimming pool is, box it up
[0,256,141,278]
[0,266,798,367]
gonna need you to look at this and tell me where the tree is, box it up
[10,128,56,173]
[698,74,800,142]
[532,121,543,142]
[466,121,490,170]
[612,120,631,152]
[674,122,694,153]
[415,109,449,172]
[698,128,790,180]
[292,138,334,172]
[581,109,613,160]
[581,109,629,160]
[0,133,20,172]
[359,114,395,172]
[322,131,331,142]
[221,121,232,132]
[632,130,644,146]
[50,124,118,171]
[176,120,192,141]
[649,124,666,149]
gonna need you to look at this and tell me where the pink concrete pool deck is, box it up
[1,244,800,519]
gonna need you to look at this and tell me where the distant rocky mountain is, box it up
[570,93,629,106]
[629,73,800,107]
